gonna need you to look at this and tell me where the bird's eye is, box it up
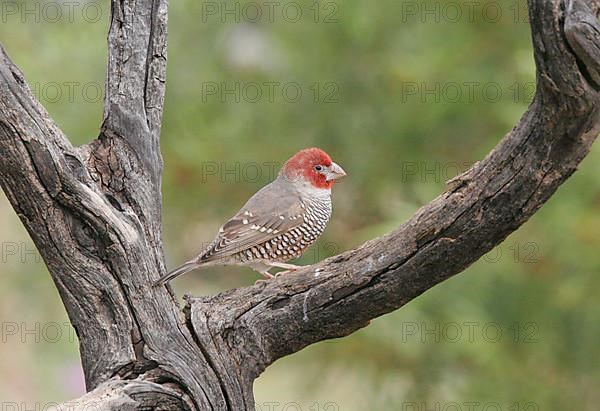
[314,165,323,172]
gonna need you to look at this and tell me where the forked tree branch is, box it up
[0,0,225,408]
[0,0,598,409]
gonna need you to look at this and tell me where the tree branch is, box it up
[101,0,168,189]
[0,0,598,409]
[0,44,139,388]
[1,0,233,408]
[48,379,191,411]
[186,0,600,382]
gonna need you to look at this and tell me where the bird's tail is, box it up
[154,260,199,286]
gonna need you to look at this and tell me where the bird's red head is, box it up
[281,148,346,190]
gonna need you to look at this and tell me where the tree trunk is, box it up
[0,0,599,409]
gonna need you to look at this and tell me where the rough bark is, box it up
[0,0,598,409]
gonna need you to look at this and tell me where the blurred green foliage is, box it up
[0,0,598,409]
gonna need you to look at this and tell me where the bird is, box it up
[155,147,346,286]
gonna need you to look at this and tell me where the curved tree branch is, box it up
[0,0,598,410]
[186,0,600,383]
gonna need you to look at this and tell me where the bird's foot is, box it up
[253,263,303,282]
[254,270,274,285]
[269,262,302,271]
[273,263,303,278]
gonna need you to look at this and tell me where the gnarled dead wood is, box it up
[0,0,598,409]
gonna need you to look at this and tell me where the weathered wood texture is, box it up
[0,0,598,409]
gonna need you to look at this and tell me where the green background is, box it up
[0,0,599,409]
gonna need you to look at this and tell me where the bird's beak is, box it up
[325,162,347,181]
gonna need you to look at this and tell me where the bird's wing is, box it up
[199,179,305,262]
